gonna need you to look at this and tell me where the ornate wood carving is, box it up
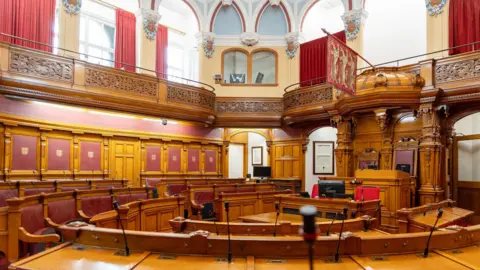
[167,85,215,110]
[331,116,355,177]
[9,51,73,82]
[85,68,157,97]
[216,101,283,113]
[357,148,379,165]
[436,57,480,84]
[283,87,333,111]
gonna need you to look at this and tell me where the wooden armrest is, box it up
[162,192,169,197]
[77,210,91,221]
[44,217,61,228]
[18,227,60,243]
[191,201,204,210]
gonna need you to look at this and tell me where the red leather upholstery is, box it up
[194,191,214,205]
[60,186,90,192]
[47,199,77,225]
[117,193,147,205]
[24,188,55,196]
[21,204,45,234]
[166,184,186,196]
[81,196,112,217]
[355,186,380,201]
[145,178,163,187]
[0,189,18,207]
[311,184,319,198]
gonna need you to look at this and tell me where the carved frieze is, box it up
[167,85,215,110]
[216,101,283,113]
[436,58,480,84]
[85,68,157,97]
[9,51,73,82]
[284,87,333,111]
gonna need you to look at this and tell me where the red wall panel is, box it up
[80,141,101,171]
[146,146,161,171]
[187,149,200,172]
[48,138,70,170]
[12,135,37,170]
[205,150,217,172]
[168,147,181,172]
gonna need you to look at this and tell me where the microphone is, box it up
[326,212,338,236]
[225,201,232,263]
[183,209,189,219]
[273,203,280,237]
[334,207,348,263]
[213,214,219,235]
[365,202,381,232]
[112,194,130,256]
[423,208,443,258]
[300,205,317,270]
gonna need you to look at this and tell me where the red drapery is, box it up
[0,0,56,52]
[156,25,168,78]
[300,31,346,87]
[449,0,480,55]
[115,9,136,72]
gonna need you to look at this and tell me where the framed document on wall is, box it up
[313,141,335,175]
[252,146,263,165]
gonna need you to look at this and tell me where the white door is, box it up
[229,144,244,178]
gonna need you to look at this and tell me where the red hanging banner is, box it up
[326,36,357,96]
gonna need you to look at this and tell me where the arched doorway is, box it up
[452,112,480,224]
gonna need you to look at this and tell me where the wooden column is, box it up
[103,136,110,179]
[418,103,444,204]
[2,126,11,180]
[72,134,80,178]
[331,116,355,177]
[374,109,393,170]
[0,124,4,181]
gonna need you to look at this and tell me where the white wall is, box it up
[364,0,427,66]
[247,132,268,178]
[302,0,345,42]
[455,113,480,182]
[305,127,338,194]
[228,144,244,178]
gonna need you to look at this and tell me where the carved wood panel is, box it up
[216,101,283,113]
[283,87,333,111]
[9,51,73,82]
[167,85,215,110]
[436,58,480,84]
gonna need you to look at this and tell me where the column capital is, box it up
[196,32,215,58]
[284,32,304,59]
[136,8,161,40]
[341,8,369,40]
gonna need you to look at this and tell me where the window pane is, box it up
[102,51,114,67]
[82,0,115,21]
[252,51,276,84]
[88,20,104,46]
[458,139,480,182]
[79,16,86,42]
[167,47,184,69]
[79,44,86,60]
[87,47,102,65]
[104,25,115,49]
[223,51,247,84]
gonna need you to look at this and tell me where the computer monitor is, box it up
[396,164,411,174]
[299,192,310,198]
[318,180,345,198]
[367,165,378,170]
[253,166,271,178]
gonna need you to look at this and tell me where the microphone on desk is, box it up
[273,203,280,237]
[300,205,317,270]
[334,207,348,263]
[326,212,338,236]
[213,209,220,235]
[423,208,443,258]
[225,201,232,263]
[365,201,381,232]
[112,194,130,256]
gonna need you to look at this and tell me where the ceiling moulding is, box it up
[214,35,285,47]
[240,32,260,46]
[222,0,232,7]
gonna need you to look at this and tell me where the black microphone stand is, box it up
[112,195,130,256]
[334,207,348,263]
[300,205,317,270]
[213,210,219,235]
[326,212,338,236]
[225,201,232,263]
[273,202,280,237]
[424,208,443,258]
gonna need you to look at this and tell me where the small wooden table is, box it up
[239,212,329,223]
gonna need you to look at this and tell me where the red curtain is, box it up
[115,9,136,72]
[300,31,346,87]
[156,25,168,78]
[449,0,480,55]
[0,0,56,52]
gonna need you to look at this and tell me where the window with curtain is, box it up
[167,30,185,82]
[223,51,248,84]
[252,51,276,84]
[53,1,60,54]
[79,0,116,67]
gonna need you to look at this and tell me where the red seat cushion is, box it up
[0,189,18,207]
[48,199,77,225]
[166,184,186,196]
[24,188,55,196]
[311,184,319,198]
[21,204,45,234]
[355,186,380,201]
[81,196,112,217]
[194,191,214,205]
[117,193,148,205]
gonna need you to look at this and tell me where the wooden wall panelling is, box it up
[110,137,140,186]
[77,135,104,180]
[186,144,201,175]
[0,124,4,180]
[165,142,184,176]
[6,126,40,181]
[202,144,221,176]
[43,131,74,181]
[332,116,355,177]
[457,181,480,225]
[142,141,164,178]
[270,142,304,189]
[103,137,110,179]
[353,115,383,170]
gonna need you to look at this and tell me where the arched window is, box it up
[302,0,345,42]
[213,5,243,35]
[222,49,278,85]
[223,50,248,84]
[252,50,277,84]
[258,5,288,35]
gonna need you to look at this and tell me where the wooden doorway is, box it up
[111,138,140,187]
